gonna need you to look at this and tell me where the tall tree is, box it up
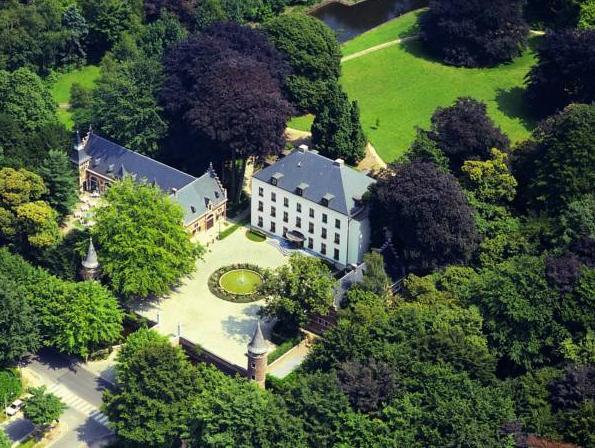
[39,281,123,360]
[189,371,306,447]
[359,252,391,297]
[278,372,352,448]
[92,177,199,299]
[512,104,595,214]
[311,85,366,165]
[62,4,89,67]
[194,0,227,31]
[526,29,595,117]
[264,14,341,112]
[417,97,510,173]
[461,148,517,205]
[420,0,528,67]
[79,0,142,57]
[161,27,291,201]
[261,253,335,330]
[104,332,202,447]
[23,386,66,429]
[90,58,168,156]
[0,278,40,366]
[0,167,60,251]
[144,0,197,27]
[0,0,75,73]
[37,149,79,218]
[0,68,57,132]
[468,255,594,372]
[370,161,479,273]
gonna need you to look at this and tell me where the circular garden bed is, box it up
[208,263,265,303]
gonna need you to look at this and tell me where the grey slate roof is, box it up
[82,134,196,192]
[333,263,366,309]
[82,238,99,269]
[247,321,268,355]
[253,149,375,216]
[174,166,227,225]
[73,133,226,224]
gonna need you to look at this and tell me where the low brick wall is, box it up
[178,336,247,377]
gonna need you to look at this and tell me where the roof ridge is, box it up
[89,134,197,184]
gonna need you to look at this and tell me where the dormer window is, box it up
[321,193,334,207]
[353,194,363,208]
[271,172,284,186]
[107,164,114,174]
[191,206,196,213]
[296,182,308,196]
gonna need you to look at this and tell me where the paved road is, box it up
[18,349,114,447]
[1,416,34,443]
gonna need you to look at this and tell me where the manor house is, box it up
[70,131,227,238]
[251,146,375,268]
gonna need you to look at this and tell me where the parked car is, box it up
[5,399,24,416]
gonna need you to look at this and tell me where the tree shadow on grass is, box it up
[495,87,537,131]
[399,38,441,64]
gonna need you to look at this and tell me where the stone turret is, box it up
[80,238,100,280]
[246,320,268,388]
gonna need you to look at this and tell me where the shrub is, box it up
[0,369,22,404]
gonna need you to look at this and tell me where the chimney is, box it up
[298,144,309,152]
[171,187,177,196]
[333,159,344,166]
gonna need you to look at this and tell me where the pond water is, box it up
[311,0,426,42]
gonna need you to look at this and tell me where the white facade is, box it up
[250,177,371,268]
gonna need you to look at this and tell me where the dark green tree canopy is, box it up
[420,0,528,67]
[0,277,40,366]
[370,161,480,273]
[512,104,595,214]
[37,149,78,218]
[419,97,510,172]
[104,331,202,447]
[311,85,366,165]
[89,58,168,156]
[0,68,57,132]
[526,29,595,117]
[264,13,341,112]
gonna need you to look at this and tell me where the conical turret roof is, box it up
[247,321,268,355]
[82,238,99,269]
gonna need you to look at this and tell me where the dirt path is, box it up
[342,35,418,62]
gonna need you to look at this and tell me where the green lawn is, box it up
[341,8,424,57]
[287,113,314,132]
[287,10,536,161]
[341,39,537,161]
[51,65,100,129]
[219,269,263,295]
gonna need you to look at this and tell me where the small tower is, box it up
[70,130,91,191]
[246,320,268,388]
[80,238,100,280]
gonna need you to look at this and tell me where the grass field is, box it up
[341,8,423,56]
[288,10,537,162]
[342,39,537,161]
[51,65,100,128]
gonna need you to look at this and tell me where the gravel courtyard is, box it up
[134,227,287,367]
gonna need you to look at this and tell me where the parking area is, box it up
[133,227,288,367]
